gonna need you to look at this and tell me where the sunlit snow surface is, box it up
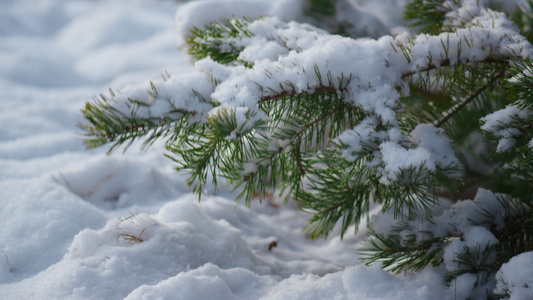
[0,0,464,299]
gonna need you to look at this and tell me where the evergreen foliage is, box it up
[404,0,456,34]
[80,0,533,297]
[187,18,254,65]
[306,0,336,17]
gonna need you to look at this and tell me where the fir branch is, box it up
[80,95,196,153]
[360,225,447,273]
[399,59,509,151]
[445,243,497,283]
[187,17,254,65]
[167,106,268,199]
[400,57,508,79]
[235,80,363,204]
[300,160,378,239]
[495,207,533,266]
[79,7,533,282]
[512,1,533,43]
[404,0,458,34]
[299,152,460,239]
[506,58,533,108]
[473,195,533,268]
[435,68,506,128]
[380,162,461,219]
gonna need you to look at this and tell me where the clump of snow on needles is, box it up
[481,104,533,152]
[493,251,533,300]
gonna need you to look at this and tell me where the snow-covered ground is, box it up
[0,0,498,299]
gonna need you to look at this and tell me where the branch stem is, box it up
[435,69,506,128]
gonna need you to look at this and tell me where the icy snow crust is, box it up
[1,0,531,299]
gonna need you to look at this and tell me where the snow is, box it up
[494,251,533,300]
[379,141,434,183]
[410,124,459,168]
[174,0,305,46]
[0,0,531,299]
[337,116,386,161]
[110,71,214,121]
[481,104,533,152]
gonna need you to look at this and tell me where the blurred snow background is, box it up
[0,0,498,299]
